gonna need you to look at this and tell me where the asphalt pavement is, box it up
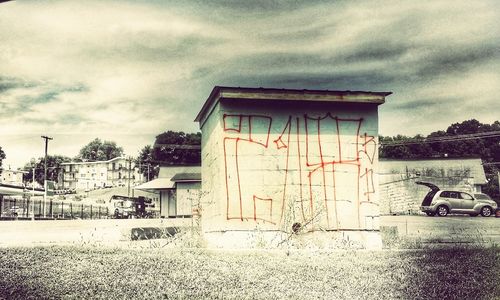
[381,214,500,245]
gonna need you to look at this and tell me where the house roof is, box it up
[170,173,201,182]
[134,178,175,191]
[194,86,392,126]
[158,165,201,179]
[134,166,201,191]
[379,158,487,184]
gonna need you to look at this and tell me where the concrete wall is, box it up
[201,100,381,236]
[160,183,201,218]
[379,173,479,215]
[176,182,201,216]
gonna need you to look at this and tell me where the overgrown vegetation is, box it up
[0,246,497,299]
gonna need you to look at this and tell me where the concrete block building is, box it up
[379,157,487,215]
[195,86,391,248]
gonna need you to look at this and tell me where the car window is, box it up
[460,193,473,200]
[440,191,450,198]
[449,192,459,199]
[474,194,491,200]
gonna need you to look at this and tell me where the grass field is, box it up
[0,246,498,299]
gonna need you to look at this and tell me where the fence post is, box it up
[81,204,83,219]
[98,206,101,219]
[90,205,93,220]
[61,201,64,219]
[70,202,73,219]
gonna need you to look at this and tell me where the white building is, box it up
[0,168,25,187]
[134,165,201,218]
[195,86,391,248]
[61,157,143,191]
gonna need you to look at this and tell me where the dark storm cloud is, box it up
[0,79,89,117]
[415,43,499,78]
[1,0,499,167]
[341,42,410,63]
[215,71,398,92]
[143,0,343,13]
[0,76,37,92]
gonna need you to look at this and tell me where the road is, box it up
[0,218,192,247]
[0,215,497,247]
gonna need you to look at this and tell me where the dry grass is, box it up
[0,246,498,299]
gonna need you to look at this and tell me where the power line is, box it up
[380,131,500,147]
[153,144,201,150]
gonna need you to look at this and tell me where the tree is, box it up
[23,155,72,186]
[136,145,159,181]
[0,146,5,172]
[153,131,201,165]
[78,138,123,161]
[380,119,500,200]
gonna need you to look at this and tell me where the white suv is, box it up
[417,182,497,217]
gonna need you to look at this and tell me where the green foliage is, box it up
[380,119,500,159]
[153,131,201,165]
[136,145,159,180]
[0,146,5,171]
[77,138,123,161]
[380,119,500,200]
[22,155,71,185]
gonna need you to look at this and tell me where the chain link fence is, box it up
[0,196,109,220]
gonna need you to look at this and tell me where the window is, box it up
[440,191,450,198]
[460,193,473,200]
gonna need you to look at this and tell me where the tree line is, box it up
[0,120,497,199]
[380,119,500,199]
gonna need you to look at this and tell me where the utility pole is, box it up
[41,135,52,218]
[127,157,131,197]
[31,158,36,221]
[147,163,150,181]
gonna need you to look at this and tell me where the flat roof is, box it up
[170,173,201,182]
[195,86,392,124]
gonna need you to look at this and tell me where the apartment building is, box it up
[61,157,143,191]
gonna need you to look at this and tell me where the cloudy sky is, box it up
[0,0,498,168]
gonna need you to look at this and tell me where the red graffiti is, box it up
[223,113,377,230]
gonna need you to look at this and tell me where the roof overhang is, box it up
[0,184,45,196]
[170,173,201,182]
[134,178,175,192]
[195,86,392,127]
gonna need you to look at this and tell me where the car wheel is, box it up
[437,205,448,217]
[426,212,436,216]
[480,206,492,217]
